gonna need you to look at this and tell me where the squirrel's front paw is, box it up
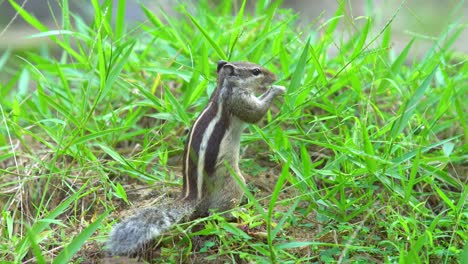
[271,85,286,96]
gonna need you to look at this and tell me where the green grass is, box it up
[1,0,467,263]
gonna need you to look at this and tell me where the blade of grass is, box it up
[162,84,190,124]
[250,2,277,62]
[15,183,88,262]
[378,38,414,91]
[90,0,112,37]
[228,0,246,59]
[358,118,377,173]
[266,162,289,262]
[115,0,126,39]
[8,0,48,32]
[287,37,310,109]
[272,198,300,239]
[140,4,188,55]
[186,12,227,60]
[226,162,266,219]
[350,17,371,59]
[390,66,437,138]
[309,44,327,85]
[405,143,421,203]
[100,40,136,103]
[8,0,86,64]
[433,185,456,212]
[71,127,127,145]
[27,227,46,264]
[53,211,109,264]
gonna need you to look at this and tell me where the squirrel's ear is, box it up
[217,60,228,73]
[217,61,235,76]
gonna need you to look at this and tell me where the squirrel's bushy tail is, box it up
[107,200,194,256]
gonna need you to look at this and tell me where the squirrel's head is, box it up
[216,60,277,94]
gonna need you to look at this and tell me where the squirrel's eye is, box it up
[252,68,261,76]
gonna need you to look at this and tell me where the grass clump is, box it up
[0,0,466,263]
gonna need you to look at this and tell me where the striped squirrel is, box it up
[107,60,286,256]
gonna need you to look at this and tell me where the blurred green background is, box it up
[1,0,467,56]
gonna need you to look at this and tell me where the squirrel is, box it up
[106,60,286,256]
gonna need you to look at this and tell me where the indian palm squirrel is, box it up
[107,60,286,256]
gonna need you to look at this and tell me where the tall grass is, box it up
[0,0,466,263]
